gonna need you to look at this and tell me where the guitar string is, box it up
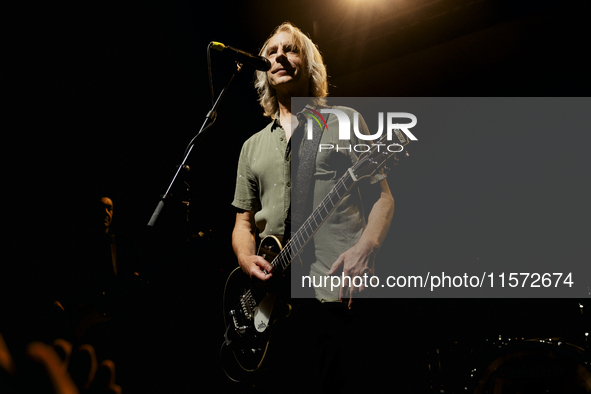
[277,153,378,272]
[273,160,365,272]
[282,176,349,270]
[238,136,407,320]
[241,148,381,308]
[269,133,403,274]
[241,171,354,308]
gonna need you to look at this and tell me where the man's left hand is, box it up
[327,242,376,309]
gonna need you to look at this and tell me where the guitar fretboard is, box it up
[272,170,357,273]
[267,129,407,274]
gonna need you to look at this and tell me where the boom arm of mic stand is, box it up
[147,63,243,227]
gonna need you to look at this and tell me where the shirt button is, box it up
[286,182,291,187]
[280,137,284,141]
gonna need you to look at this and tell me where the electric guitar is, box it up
[221,129,412,381]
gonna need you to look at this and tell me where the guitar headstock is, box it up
[352,129,411,180]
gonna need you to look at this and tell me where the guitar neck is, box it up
[272,170,356,273]
[270,128,410,274]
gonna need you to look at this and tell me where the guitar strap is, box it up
[286,110,330,239]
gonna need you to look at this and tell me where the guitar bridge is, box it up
[239,293,256,320]
[230,310,249,335]
[230,291,257,336]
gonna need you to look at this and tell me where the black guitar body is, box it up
[221,236,292,381]
[220,127,411,382]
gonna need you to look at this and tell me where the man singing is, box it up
[230,22,395,392]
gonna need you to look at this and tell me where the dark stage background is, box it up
[3,0,590,393]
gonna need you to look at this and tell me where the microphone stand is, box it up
[147,62,243,228]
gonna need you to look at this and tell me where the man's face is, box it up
[266,31,308,94]
[100,197,113,233]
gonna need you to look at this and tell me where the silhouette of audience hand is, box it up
[1,333,121,394]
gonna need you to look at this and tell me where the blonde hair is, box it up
[255,22,328,118]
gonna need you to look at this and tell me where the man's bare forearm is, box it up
[232,211,257,264]
[232,210,274,280]
[233,228,256,263]
[358,180,395,253]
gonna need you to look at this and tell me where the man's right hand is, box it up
[238,255,274,281]
[233,210,276,281]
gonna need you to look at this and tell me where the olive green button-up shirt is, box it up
[232,107,387,301]
[232,117,290,239]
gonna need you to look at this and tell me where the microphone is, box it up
[211,42,271,71]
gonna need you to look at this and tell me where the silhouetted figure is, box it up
[54,196,139,340]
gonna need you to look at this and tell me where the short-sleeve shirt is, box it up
[232,106,387,301]
[232,117,290,239]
